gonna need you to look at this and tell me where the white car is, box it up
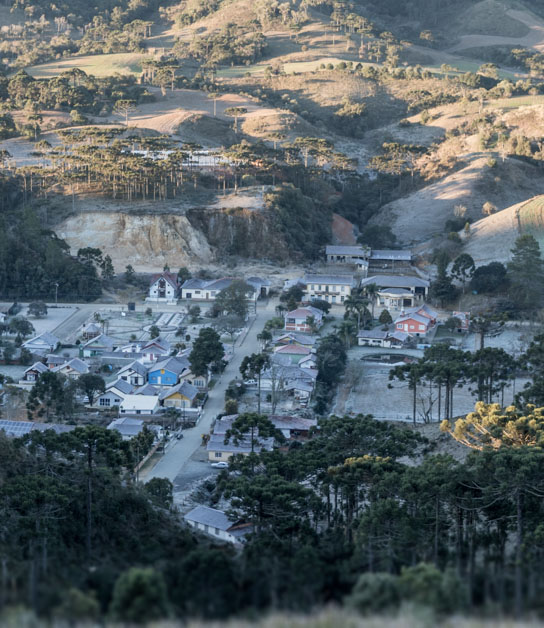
[211,461,229,469]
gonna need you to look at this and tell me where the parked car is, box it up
[244,379,257,386]
[211,461,228,469]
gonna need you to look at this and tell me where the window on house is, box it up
[99,398,110,406]
[215,528,220,534]
[215,452,222,458]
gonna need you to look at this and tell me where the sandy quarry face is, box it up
[56,211,214,272]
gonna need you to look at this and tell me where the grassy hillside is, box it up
[26,53,146,78]
[518,195,544,247]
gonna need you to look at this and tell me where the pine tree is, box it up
[507,235,544,309]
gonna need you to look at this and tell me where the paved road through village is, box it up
[144,298,277,484]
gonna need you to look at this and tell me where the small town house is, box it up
[302,274,357,304]
[184,505,251,545]
[147,272,179,303]
[160,381,199,409]
[284,306,323,334]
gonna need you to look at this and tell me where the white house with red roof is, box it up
[284,306,324,333]
[394,304,438,337]
[147,271,179,303]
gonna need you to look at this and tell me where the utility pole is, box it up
[54,282,59,306]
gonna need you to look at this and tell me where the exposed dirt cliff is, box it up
[55,210,214,272]
[187,206,290,261]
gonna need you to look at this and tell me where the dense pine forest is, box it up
[3,413,544,622]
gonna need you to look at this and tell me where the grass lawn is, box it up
[217,57,372,77]
[26,53,147,78]
[487,95,544,109]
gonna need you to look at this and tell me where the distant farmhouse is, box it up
[325,245,370,273]
[326,245,412,273]
[369,249,412,270]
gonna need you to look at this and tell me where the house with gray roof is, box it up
[107,417,162,440]
[94,378,134,409]
[325,244,370,273]
[206,433,274,461]
[214,414,316,441]
[159,381,199,408]
[371,249,412,262]
[118,360,148,386]
[20,361,48,383]
[23,332,60,356]
[135,384,160,396]
[184,505,252,545]
[357,328,409,348]
[52,357,90,379]
[284,306,323,334]
[45,354,66,369]
[274,333,317,349]
[180,277,267,302]
[147,271,179,303]
[82,334,120,357]
[361,275,429,308]
[302,273,357,305]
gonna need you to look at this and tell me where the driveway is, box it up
[143,298,277,485]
